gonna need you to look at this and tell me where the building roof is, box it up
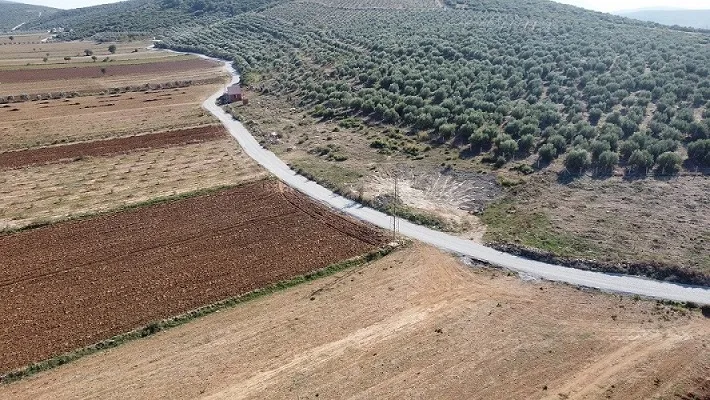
[226,84,242,95]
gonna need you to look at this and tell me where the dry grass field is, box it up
[484,173,710,272]
[2,244,706,400]
[0,36,155,63]
[0,137,266,231]
[1,85,222,151]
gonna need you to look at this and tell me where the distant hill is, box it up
[618,9,710,29]
[23,0,284,40]
[0,0,57,32]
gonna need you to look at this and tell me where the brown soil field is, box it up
[0,125,226,169]
[0,64,226,94]
[0,58,219,83]
[2,244,707,399]
[0,180,385,374]
[0,84,222,152]
[0,138,268,231]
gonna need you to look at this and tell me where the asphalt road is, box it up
[203,61,710,305]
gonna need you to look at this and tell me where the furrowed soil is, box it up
[2,244,707,400]
[0,125,226,169]
[0,180,386,374]
[0,137,267,232]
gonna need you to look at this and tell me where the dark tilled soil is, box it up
[0,180,386,374]
[0,58,219,84]
[0,125,227,169]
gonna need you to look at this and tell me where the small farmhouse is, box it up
[225,84,242,102]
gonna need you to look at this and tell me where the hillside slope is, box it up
[15,0,710,270]
[0,0,57,32]
[619,9,710,30]
[24,0,284,39]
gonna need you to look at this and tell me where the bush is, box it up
[627,149,654,173]
[497,139,519,159]
[596,150,619,174]
[564,148,590,174]
[655,152,682,174]
[518,134,535,154]
[538,143,557,163]
[687,139,710,166]
[546,134,567,153]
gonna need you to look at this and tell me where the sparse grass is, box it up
[0,243,401,384]
[0,139,267,232]
[481,199,600,258]
[291,160,451,231]
[0,85,222,152]
[290,158,363,190]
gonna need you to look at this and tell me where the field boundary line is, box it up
[0,178,272,236]
[0,243,401,384]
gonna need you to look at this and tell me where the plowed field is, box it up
[0,125,226,169]
[2,245,707,400]
[0,180,385,374]
[0,58,219,83]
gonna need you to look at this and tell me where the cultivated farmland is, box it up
[0,134,266,231]
[0,38,260,231]
[0,180,386,374]
[2,244,707,399]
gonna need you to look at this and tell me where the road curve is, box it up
[201,60,710,305]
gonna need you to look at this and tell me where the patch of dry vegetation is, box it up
[485,173,710,272]
[0,138,267,231]
[0,85,222,151]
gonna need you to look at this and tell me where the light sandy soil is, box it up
[0,84,222,151]
[0,138,267,231]
[3,245,707,400]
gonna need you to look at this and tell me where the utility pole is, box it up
[392,173,399,241]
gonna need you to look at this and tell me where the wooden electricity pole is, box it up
[392,173,399,241]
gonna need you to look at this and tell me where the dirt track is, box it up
[2,244,707,399]
[0,58,219,83]
[0,125,227,169]
[0,180,385,374]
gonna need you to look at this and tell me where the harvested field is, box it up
[0,125,226,169]
[0,138,267,231]
[0,84,222,152]
[0,180,386,374]
[0,62,226,95]
[0,38,151,63]
[0,58,219,83]
[2,244,707,399]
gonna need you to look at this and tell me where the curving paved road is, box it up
[201,60,710,305]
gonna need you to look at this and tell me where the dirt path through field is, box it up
[2,245,707,399]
